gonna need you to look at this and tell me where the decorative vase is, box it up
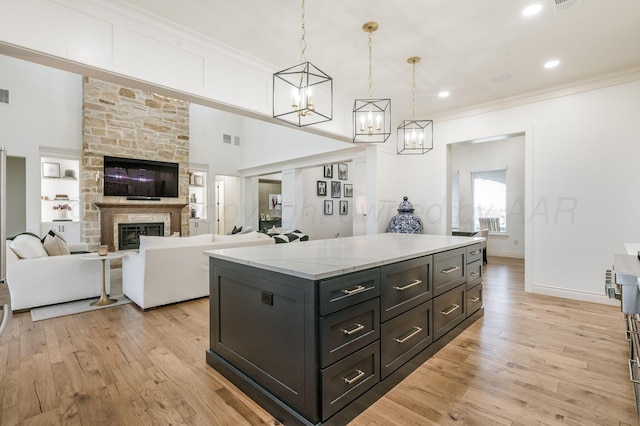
[56,209,69,220]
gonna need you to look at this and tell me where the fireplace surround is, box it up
[94,203,187,251]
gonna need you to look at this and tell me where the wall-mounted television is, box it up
[103,156,179,199]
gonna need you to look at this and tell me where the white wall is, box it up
[451,136,525,258]
[297,165,353,240]
[0,0,354,139]
[0,55,83,235]
[431,79,640,304]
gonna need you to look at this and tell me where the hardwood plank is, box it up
[1,258,636,425]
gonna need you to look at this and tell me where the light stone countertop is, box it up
[204,233,484,280]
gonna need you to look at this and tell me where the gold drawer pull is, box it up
[470,250,481,255]
[629,359,640,385]
[393,279,422,291]
[342,323,365,335]
[394,326,423,343]
[441,266,461,274]
[470,271,480,277]
[343,369,365,385]
[342,285,366,295]
[469,297,480,303]
[440,304,460,316]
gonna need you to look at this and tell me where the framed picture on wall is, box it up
[338,163,348,180]
[323,164,333,178]
[331,181,341,198]
[42,162,60,178]
[324,200,333,215]
[343,184,353,198]
[317,180,327,196]
[339,200,348,215]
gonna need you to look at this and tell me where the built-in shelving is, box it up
[40,155,81,242]
[188,168,209,235]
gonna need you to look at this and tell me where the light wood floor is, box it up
[0,257,636,425]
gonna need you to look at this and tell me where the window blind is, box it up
[471,168,507,232]
[451,171,460,228]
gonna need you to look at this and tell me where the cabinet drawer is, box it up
[466,260,482,290]
[467,284,483,316]
[319,269,380,316]
[320,298,380,368]
[466,243,483,264]
[321,342,380,421]
[434,285,466,340]
[433,248,466,296]
[380,300,433,379]
[380,256,432,322]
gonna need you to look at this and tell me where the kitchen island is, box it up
[205,233,484,425]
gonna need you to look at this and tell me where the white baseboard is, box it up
[487,250,524,259]
[531,284,620,306]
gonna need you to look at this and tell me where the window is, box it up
[451,171,460,229]
[471,169,507,232]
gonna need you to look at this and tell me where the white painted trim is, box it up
[488,251,524,259]
[531,284,620,307]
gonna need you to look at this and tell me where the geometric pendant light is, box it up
[273,0,333,127]
[353,22,391,143]
[397,56,433,155]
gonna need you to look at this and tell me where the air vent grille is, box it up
[222,134,231,144]
[551,0,581,10]
[234,136,240,146]
[0,89,9,104]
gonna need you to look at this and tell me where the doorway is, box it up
[6,156,26,236]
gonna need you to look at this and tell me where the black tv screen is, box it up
[103,156,179,198]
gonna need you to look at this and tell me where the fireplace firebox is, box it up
[118,222,164,250]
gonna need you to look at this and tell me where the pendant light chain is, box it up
[368,30,374,99]
[299,0,307,64]
[411,60,416,119]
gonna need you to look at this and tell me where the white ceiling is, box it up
[104,1,640,120]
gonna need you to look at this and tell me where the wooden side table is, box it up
[81,252,123,306]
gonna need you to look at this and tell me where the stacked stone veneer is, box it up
[81,77,190,245]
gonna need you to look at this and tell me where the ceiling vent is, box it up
[0,89,9,104]
[551,0,582,11]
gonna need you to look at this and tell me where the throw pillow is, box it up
[5,240,19,263]
[9,234,48,259]
[42,229,71,256]
[231,225,242,234]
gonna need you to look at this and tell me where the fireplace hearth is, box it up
[118,222,164,250]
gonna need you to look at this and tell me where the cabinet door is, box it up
[41,222,80,243]
[189,219,209,236]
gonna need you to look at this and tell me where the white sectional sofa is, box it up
[122,231,274,310]
[6,239,105,311]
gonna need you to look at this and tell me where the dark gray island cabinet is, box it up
[205,234,484,425]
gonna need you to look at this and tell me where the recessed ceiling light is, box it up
[438,91,450,98]
[522,3,543,16]
[544,59,560,69]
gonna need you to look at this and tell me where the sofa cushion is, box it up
[9,234,49,259]
[42,229,71,256]
[138,233,214,253]
[213,231,271,243]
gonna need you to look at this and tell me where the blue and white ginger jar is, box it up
[386,196,423,234]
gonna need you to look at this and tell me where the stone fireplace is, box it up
[81,77,191,246]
